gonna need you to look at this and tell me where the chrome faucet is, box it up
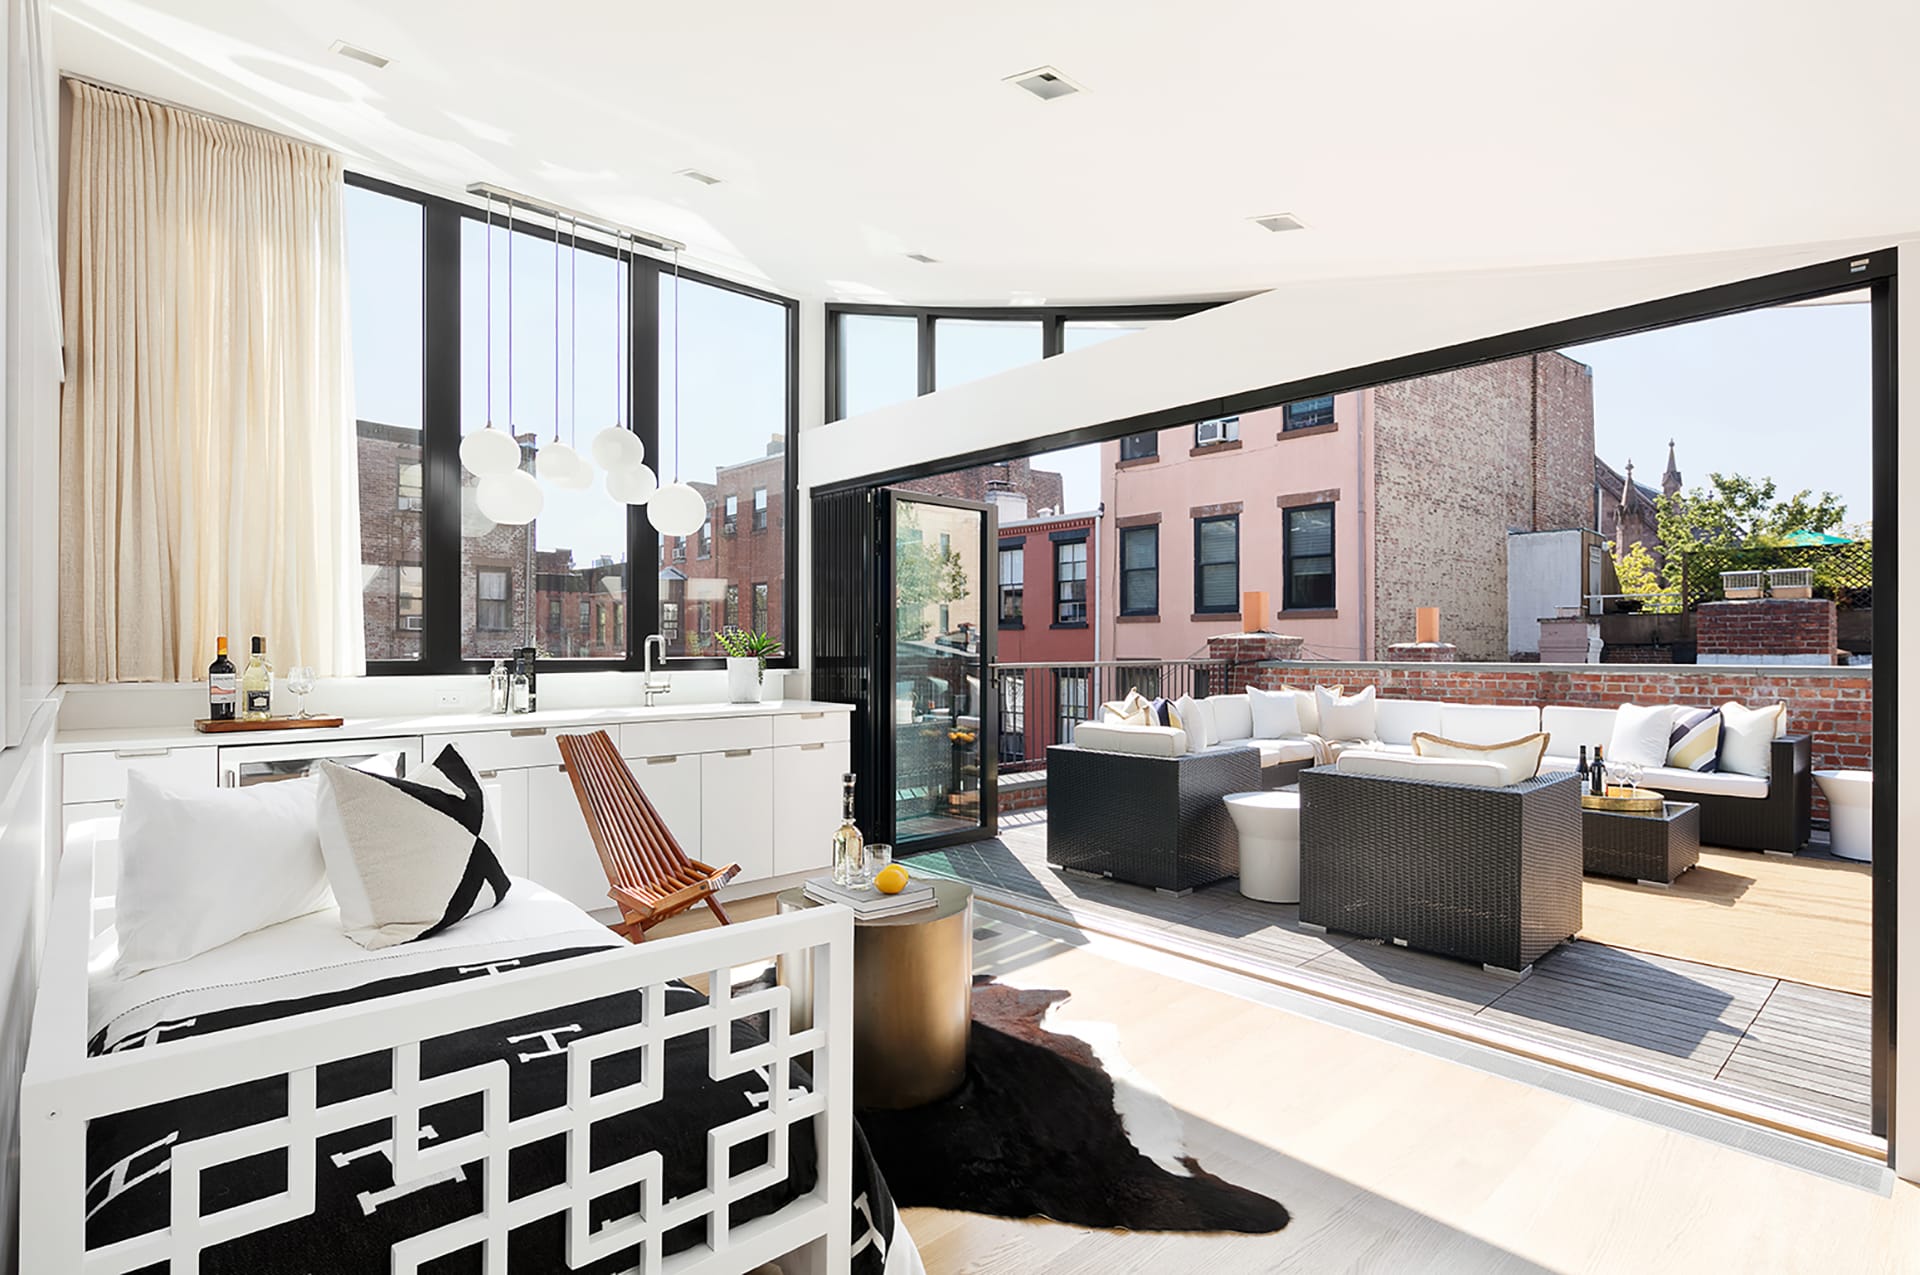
[642,633,671,707]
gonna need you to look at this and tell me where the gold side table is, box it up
[777,878,973,1109]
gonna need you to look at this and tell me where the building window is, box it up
[476,567,511,631]
[697,521,712,559]
[752,486,768,532]
[578,598,591,630]
[595,604,607,648]
[998,544,1024,626]
[726,584,740,629]
[662,601,681,643]
[724,493,738,534]
[674,537,686,563]
[1284,504,1336,610]
[1054,536,1087,625]
[548,597,562,633]
[1284,395,1336,431]
[613,602,624,637]
[1119,526,1158,616]
[697,604,714,640]
[752,583,769,633]
[1194,515,1239,614]
[1194,415,1239,447]
[998,670,1026,764]
[1056,672,1089,746]
[1119,432,1158,462]
[397,565,424,631]
[396,458,423,512]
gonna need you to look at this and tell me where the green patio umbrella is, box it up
[1776,529,1854,546]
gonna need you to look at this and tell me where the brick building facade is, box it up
[660,436,788,656]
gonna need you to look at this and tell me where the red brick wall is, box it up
[1697,599,1838,659]
[894,456,1066,516]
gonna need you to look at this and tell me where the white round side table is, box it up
[1812,769,1874,862]
[1223,790,1302,903]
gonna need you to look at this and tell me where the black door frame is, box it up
[817,249,1899,1151]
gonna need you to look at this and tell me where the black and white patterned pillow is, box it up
[1666,706,1722,772]
[315,744,511,949]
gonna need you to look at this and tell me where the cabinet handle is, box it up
[113,747,171,759]
[509,727,548,737]
[799,712,824,720]
[114,798,125,810]
[221,770,237,788]
[557,763,568,775]
[478,770,499,780]
[645,755,678,765]
[723,749,753,758]
[800,742,826,752]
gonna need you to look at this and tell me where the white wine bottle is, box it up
[241,636,273,721]
[830,772,868,888]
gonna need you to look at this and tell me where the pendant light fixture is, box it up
[537,215,591,489]
[594,228,651,487]
[459,192,522,478]
[647,247,708,538]
[476,199,544,526]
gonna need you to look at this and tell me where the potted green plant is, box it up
[716,627,783,703]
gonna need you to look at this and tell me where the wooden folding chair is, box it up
[556,730,740,941]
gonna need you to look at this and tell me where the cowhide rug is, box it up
[855,977,1289,1233]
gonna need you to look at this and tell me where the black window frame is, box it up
[1193,514,1240,615]
[1283,394,1337,431]
[997,541,1025,628]
[1119,431,1159,461]
[1118,525,1159,617]
[1052,532,1088,627]
[348,171,800,676]
[1283,502,1337,611]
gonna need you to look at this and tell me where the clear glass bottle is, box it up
[241,636,272,721]
[488,659,510,714]
[831,772,868,888]
[510,668,532,713]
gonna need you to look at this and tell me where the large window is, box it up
[1284,395,1337,431]
[1194,515,1239,614]
[998,544,1024,626]
[935,318,1042,391]
[838,312,918,419]
[1054,535,1087,625]
[1120,526,1158,616]
[1284,504,1337,610]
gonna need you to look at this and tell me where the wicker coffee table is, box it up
[1582,801,1700,885]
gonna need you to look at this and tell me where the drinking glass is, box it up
[867,843,893,878]
[287,666,317,718]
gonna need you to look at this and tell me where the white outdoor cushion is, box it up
[1438,703,1542,745]
[1100,690,1154,726]
[1607,703,1677,769]
[1375,698,1444,746]
[1206,693,1255,742]
[1248,685,1303,739]
[1719,702,1786,777]
[1315,685,1378,741]
[1540,705,1617,754]
[1411,731,1550,785]
[1072,721,1189,757]
[114,773,335,977]
[1173,693,1212,752]
[1279,685,1328,734]
[1252,738,1317,766]
[1334,750,1508,787]
[1639,764,1770,800]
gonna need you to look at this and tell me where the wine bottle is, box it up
[208,637,238,721]
[1576,745,1589,786]
[830,772,867,889]
[1590,745,1606,796]
[242,636,273,721]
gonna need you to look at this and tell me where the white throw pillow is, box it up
[316,744,511,949]
[1606,703,1675,769]
[1174,694,1212,752]
[1100,689,1153,726]
[1207,694,1255,743]
[1247,685,1303,739]
[1411,732,1550,786]
[1718,702,1786,777]
[1315,685,1378,742]
[114,773,335,977]
[1281,685,1333,735]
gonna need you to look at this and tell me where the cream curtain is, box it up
[59,80,364,682]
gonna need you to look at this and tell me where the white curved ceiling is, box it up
[50,0,1920,303]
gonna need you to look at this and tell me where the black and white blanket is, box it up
[85,939,918,1274]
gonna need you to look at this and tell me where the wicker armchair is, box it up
[1299,767,1582,972]
[1692,733,1812,853]
[1046,742,1261,893]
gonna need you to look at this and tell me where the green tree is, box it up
[1610,539,1675,612]
[893,510,971,641]
[1655,472,1847,552]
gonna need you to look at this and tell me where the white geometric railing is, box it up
[22,827,855,1275]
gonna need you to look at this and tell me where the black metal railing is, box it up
[990,659,1226,773]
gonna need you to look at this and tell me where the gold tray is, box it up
[1581,787,1666,814]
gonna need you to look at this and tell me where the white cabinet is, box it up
[700,748,775,883]
[525,764,609,914]
[474,766,531,879]
[772,743,844,877]
[629,752,702,857]
[63,745,217,803]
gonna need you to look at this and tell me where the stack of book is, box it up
[803,875,937,919]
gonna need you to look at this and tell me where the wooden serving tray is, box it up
[1581,787,1666,814]
[194,716,344,733]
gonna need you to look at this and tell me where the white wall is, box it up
[0,696,56,1275]
[1507,530,1588,657]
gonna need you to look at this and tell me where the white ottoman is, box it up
[1813,769,1874,862]
[1224,790,1301,903]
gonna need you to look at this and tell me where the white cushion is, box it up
[1315,685,1378,742]
[1173,693,1212,752]
[1206,693,1255,743]
[1438,703,1542,745]
[1719,702,1786,777]
[1252,737,1318,766]
[1100,689,1154,726]
[114,772,334,977]
[316,745,511,950]
[1607,703,1676,769]
[1248,685,1302,739]
[1334,750,1508,787]
[1411,732,1550,785]
[1540,706,1617,755]
[1375,698,1444,746]
[1276,685,1327,734]
[1072,721,1189,757]
[1640,764,1769,800]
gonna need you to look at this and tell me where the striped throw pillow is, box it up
[1667,706,1722,772]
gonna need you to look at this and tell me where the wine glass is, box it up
[287,666,317,718]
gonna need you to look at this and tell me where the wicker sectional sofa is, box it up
[1045,738,1261,892]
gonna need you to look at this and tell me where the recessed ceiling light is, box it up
[905,252,939,264]
[1251,213,1306,233]
[676,168,723,186]
[328,40,390,70]
[1004,66,1084,101]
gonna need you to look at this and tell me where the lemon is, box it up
[873,864,910,895]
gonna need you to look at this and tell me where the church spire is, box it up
[1662,439,1682,497]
